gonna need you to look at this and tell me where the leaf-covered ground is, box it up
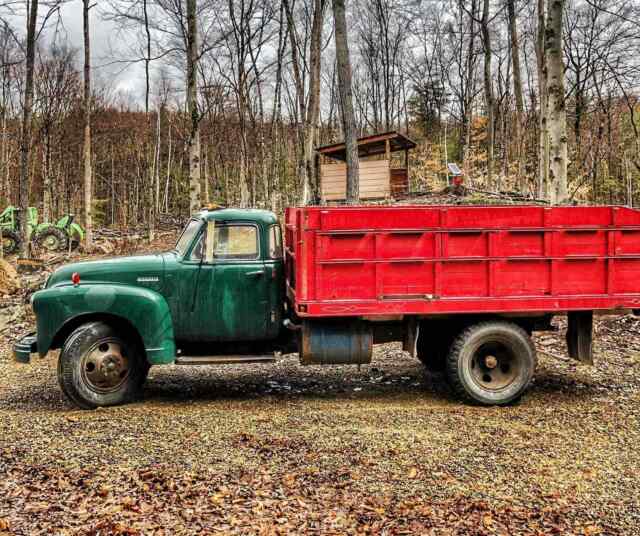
[2,321,639,534]
[1,233,639,534]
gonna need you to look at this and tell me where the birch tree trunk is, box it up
[83,0,93,250]
[481,0,495,190]
[332,0,360,204]
[187,0,202,213]
[536,0,549,199]
[545,0,568,204]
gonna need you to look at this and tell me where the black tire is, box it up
[417,321,458,373]
[35,226,68,252]
[445,321,536,406]
[57,321,145,409]
[1,229,20,255]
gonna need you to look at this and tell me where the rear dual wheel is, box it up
[445,321,536,406]
[58,321,148,409]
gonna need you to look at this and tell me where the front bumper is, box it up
[14,333,38,364]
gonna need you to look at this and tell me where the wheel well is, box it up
[51,313,147,361]
[419,314,552,335]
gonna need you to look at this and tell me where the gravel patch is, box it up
[1,315,639,534]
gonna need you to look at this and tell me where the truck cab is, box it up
[166,209,285,346]
[15,208,291,408]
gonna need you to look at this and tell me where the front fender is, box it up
[33,284,176,364]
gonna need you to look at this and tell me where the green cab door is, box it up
[193,222,274,342]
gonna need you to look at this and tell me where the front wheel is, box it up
[446,321,536,406]
[58,321,146,409]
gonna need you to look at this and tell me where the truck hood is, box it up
[47,252,172,292]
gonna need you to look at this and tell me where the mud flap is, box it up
[566,311,593,365]
[403,317,419,358]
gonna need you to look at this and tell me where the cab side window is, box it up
[268,225,283,259]
[213,225,259,260]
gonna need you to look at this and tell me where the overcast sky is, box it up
[8,1,146,100]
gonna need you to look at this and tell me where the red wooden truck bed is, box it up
[285,205,640,318]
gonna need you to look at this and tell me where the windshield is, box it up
[175,219,203,257]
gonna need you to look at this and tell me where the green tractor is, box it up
[0,206,85,255]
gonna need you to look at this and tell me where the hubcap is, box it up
[469,342,520,391]
[81,340,130,393]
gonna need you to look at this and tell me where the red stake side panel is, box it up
[284,205,640,318]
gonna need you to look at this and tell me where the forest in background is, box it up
[1,0,640,242]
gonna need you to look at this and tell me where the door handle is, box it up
[246,270,265,277]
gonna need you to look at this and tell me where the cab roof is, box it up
[195,207,278,226]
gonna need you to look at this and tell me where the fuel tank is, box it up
[299,320,372,365]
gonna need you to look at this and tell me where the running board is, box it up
[174,355,277,366]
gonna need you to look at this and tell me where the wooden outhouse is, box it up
[316,131,416,202]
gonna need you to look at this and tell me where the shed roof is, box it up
[316,131,417,161]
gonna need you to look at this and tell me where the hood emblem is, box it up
[137,276,159,283]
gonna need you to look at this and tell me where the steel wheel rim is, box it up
[468,341,521,391]
[42,234,60,251]
[80,339,130,394]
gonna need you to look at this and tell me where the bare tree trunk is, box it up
[143,0,151,116]
[0,86,7,203]
[43,128,52,222]
[332,0,359,204]
[507,0,525,192]
[143,0,156,241]
[481,0,495,190]
[283,0,324,205]
[83,0,93,250]
[164,117,172,212]
[545,0,568,204]
[270,1,286,212]
[187,0,201,213]
[536,0,549,199]
[304,0,325,204]
[18,0,39,258]
[461,0,478,169]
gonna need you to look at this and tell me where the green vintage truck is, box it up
[19,204,636,409]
